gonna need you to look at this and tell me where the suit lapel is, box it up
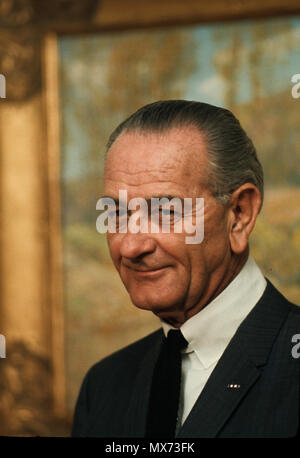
[177,279,290,437]
[177,335,261,437]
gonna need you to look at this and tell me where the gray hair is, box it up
[106,100,264,210]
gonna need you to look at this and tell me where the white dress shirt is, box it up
[161,255,267,428]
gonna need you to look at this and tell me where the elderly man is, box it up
[72,100,300,438]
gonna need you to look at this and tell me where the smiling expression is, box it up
[104,126,235,326]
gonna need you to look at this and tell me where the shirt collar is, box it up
[161,255,267,369]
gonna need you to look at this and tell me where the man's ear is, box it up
[228,183,262,254]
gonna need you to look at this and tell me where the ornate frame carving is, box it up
[1,0,300,433]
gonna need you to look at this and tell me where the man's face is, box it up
[104,126,233,325]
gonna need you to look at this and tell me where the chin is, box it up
[129,290,183,314]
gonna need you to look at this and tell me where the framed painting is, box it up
[42,2,300,425]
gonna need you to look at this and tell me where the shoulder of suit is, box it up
[85,327,163,381]
[264,277,300,322]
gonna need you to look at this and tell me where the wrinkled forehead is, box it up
[104,127,209,187]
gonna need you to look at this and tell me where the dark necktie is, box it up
[145,329,188,438]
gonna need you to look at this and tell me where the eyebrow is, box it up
[100,195,185,204]
[151,195,184,202]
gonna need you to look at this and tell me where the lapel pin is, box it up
[227,384,241,389]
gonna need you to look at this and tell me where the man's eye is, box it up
[108,209,127,218]
[161,208,181,217]
[152,208,175,215]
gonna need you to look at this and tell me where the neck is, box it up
[161,249,249,328]
[206,249,249,309]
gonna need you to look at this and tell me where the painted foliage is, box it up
[59,17,300,412]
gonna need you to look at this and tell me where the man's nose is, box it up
[119,232,156,260]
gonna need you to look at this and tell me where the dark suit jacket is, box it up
[72,279,300,438]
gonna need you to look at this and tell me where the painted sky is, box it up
[59,16,300,181]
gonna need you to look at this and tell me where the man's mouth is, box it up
[133,267,169,277]
[124,265,170,277]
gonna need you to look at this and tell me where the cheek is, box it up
[200,213,231,268]
[156,233,191,268]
